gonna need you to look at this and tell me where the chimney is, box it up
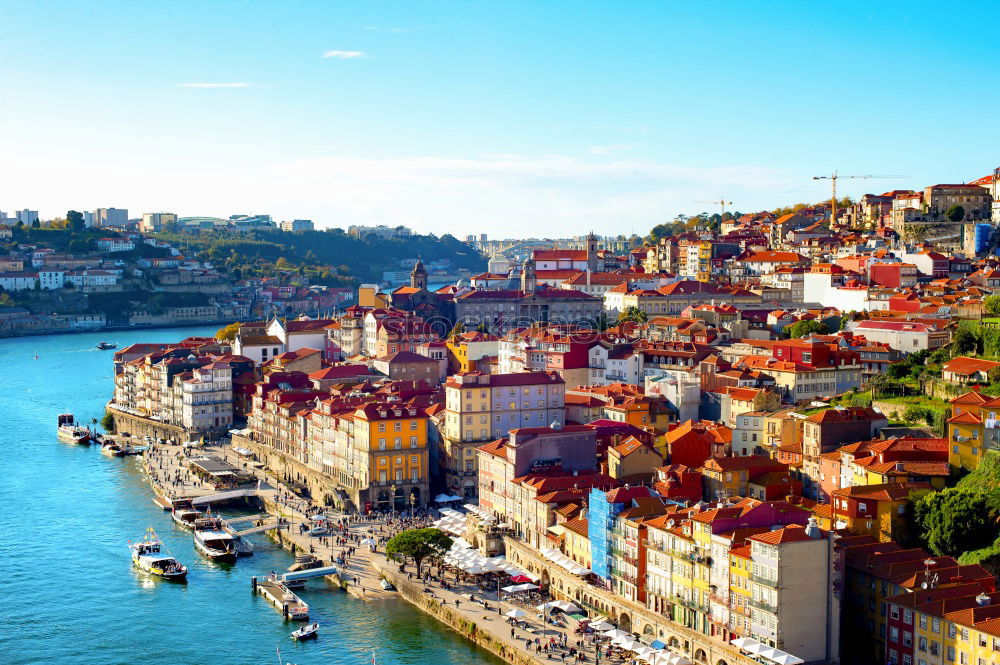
[976,593,991,607]
[804,516,821,539]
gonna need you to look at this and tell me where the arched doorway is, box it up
[377,490,390,509]
[393,487,405,510]
[716,660,729,665]
[642,624,655,638]
[668,637,681,649]
[694,648,707,663]
[618,612,632,634]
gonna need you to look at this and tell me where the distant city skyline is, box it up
[1,1,997,237]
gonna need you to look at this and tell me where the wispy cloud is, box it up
[588,144,634,156]
[176,82,253,88]
[322,50,366,59]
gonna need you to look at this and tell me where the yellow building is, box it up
[562,515,591,569]
[351,402,429,510]
[728,543,753,636]
[357,285,390,308]
[945,389,1000,471]
[886,584,1000,665]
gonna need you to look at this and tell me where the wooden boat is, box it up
[170,498,203,529]
[290,623,318,641]
[96,341,117,350]
[57,414,91,444]
[193,516,237,563]
[130,527,188,580]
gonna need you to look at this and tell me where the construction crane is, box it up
[694,198,734,217]
[812,172,907,226]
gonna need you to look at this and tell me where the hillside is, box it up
[155,228,486,283]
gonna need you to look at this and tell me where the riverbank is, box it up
[135,440,589,665]
[0,317,245,339]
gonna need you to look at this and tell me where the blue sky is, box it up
[0,1,996,237]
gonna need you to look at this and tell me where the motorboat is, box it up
[101,439,126,457]
[193,517,237,563]
[379,578,396,591]
[57,414,92,444]
[130,527,188,580]
[96,341,117,350]
[290,623,318,641]
[170,498,203,529]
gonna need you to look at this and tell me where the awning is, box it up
[547,524,567,536]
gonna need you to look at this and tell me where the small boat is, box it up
[290,622,318,641]
[193,517,237,563]
[130,527,188,580]
[102,440,126,457]
[283,578,306,590]
[170,498,203,529]
[96,341,117,350]
[57,414,92,444]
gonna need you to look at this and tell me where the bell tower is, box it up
[520,256,537,293]
[410,259,428,290]
[586,231,599,272]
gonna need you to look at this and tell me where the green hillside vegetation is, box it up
[154,228,486,284]
[907,452,1000,573]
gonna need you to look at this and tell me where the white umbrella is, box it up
[536,601,558,611]
[646,653,671,665]
[634,647,655,657]
[730,638,754,649]
[603,629,629,639]
[589,620,614,631]
[757,647,781,661]
[770,655,804,665]
[667,654,693,665]
[504,608,527,618]
[464,565,487,574]
[616,638,639,650]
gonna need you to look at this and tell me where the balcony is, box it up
[750,598,777,613]
[750,574,780,589]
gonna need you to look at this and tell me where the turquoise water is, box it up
[0,327,499,665]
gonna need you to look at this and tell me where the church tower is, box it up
[520,256,537,293]
[586,231,599,272]
[410,259,428,290]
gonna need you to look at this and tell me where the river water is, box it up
[0,326,499,665]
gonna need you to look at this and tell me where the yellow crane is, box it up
[812,172,907,226]
[694,198,734,217]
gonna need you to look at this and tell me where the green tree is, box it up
[66,210,85,232]
[617,306,648,324]
[216,322,241,342]
[100,411,115,433]
[31,219,40,229]
[945,205,966,223]
[953,328,980,356]
[275,257,291,269]
[783,320,829,338]
[913,488,1000,557]
[985,295,1000,318]
[384,528,452,576]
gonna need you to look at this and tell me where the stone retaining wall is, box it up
[378,564,545,665]
[107,404,187,443]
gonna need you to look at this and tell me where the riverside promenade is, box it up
[138,441,757,665]
[136,441,590,665]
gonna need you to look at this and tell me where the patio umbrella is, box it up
[616,638,639,651]
[504,608,528,619]
[603,629,630,640]
[770,655,804,665]
[667,654,693,665]
[464,565,487,574]
[509,574,533,584]
[589,620,614,631]
[359,538,375,546]
[634,647,655,657]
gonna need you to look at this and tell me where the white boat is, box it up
[102,440,126,457]
[170,498,203,529]
[130,527,188,580]
[290,622,318,641]
[193,517,237,563]
[57,414,91,444]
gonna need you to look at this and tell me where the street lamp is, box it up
[409,491,416,518]
[390,483,396,516]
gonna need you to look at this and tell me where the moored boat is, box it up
[101,439,126,457]
[170,498,203,529]
[193,516,237,563]
[130,527,188,580]
[57,414,92,444]
[96,341,117,350]
[290,622,318,641]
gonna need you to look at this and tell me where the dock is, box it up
[253,576,309,620]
